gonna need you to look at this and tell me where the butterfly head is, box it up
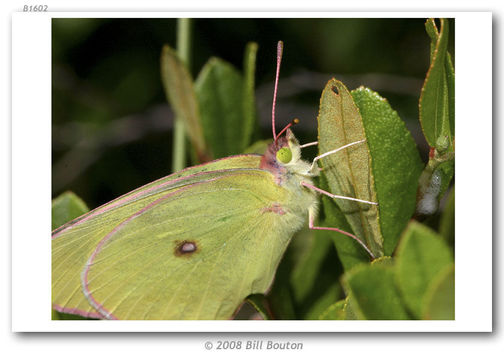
[260,129,312,183]
[275,129,302,165]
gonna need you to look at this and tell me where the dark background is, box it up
[52,18,454,208]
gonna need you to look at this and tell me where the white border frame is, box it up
[12,12,492,332]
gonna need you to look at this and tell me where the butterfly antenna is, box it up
[276,118,299,140]
[272,40,283,142]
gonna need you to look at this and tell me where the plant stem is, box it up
[172,18,192,172]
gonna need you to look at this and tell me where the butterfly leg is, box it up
[299,141,318,149]
[310,139,366,173]
[308,206,375,259]
[301,181,378,205]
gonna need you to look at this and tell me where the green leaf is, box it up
[317,79,383,258]
[344,296,359,320]
[352,87,423,255]
[343,262,411,320]
[425,18,439,61]
[267,228,343,319]
[290,230,343,319]
[245,294,272,320]
[395,221,454,318]
[52,191,89,230]
[195,58,246,158]
[371,256,394,266]
[419,18,454,150]
[317,80,422,260]
[445,53,455,137]
[243,139,272,155]
[161,45,208,161]
[52,309,96,320]
[318,172,370,270]
[303,283,341,320]
[416,19,455,216]
[290,231,336,302]
[267,284,296,320]
[266,228,314,319]
[422,264,455,320]
[439,186,455,247]
[436,159,455,205]
[242,42,258,150]
[318,298,346,320]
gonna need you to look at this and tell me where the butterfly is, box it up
[52,41,377,320]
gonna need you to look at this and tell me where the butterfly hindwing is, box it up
[53,168,305,319]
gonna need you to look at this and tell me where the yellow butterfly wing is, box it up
[53,168,306,319]
[52,155,261,318]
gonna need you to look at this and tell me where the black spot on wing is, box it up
[174,240,199,257]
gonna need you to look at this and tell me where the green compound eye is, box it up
[276,147,292,163]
